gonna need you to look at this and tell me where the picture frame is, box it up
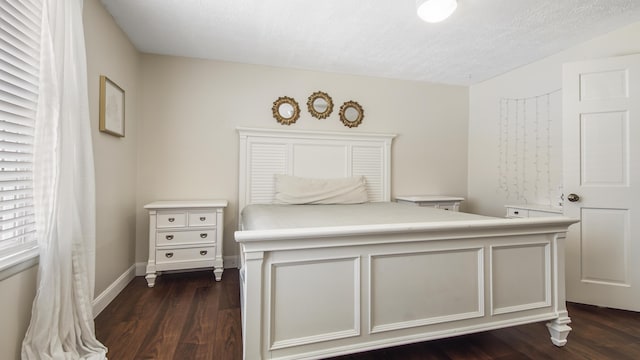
[99,75,125,137]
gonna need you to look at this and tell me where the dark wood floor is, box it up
[95,269,640,360]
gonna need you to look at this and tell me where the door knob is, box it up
[567,193,580,202]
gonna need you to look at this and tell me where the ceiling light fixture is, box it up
[416,0,458,23]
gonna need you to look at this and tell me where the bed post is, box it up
[238,130,249,226]
[242,250,265,360]
[546,232,572,346]
[382,136,392,202]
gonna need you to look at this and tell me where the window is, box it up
[0,0,41,272]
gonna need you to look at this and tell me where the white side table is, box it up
[144,200,228,287]
[395,195,464,212]
[505,204,563,218]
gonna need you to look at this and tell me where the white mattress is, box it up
[241,202,492,231]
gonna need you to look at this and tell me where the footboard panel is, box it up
[370,246,484,334]
[237,219,575,360]
[270,255,361,349]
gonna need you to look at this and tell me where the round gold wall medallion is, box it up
[272,96,300,125]
[339,100,364,128]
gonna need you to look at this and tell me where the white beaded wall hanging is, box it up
[497,89,560,206]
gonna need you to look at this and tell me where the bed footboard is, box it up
[236,218,577,360]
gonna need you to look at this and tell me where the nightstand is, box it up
[144,200,228,287]
[395,195,464,212]
[505,204,563,218]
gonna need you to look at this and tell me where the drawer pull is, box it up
[200,233,208,238]
[168,217,175,222]
[165,252,174,258]
[165,235,174,240]
[514,211,519,215]
[199,216,206,221]
[200,250,208,256]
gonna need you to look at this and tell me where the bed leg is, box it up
[546,315,572,346]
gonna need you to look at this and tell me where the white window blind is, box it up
[0,0,41,270]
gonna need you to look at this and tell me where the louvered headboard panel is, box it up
[237,128,396,219]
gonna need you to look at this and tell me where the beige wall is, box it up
[136,55,469,262]
[0,265,37,359]
[84,0,140,295]
[468,21,640,217]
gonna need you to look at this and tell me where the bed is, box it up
[235,127,577,360]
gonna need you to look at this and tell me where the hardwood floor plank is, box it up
[436,335,495,360]
[95,277,168,358]
[95,270,640,360]
[570,303,640,340]
[465,332,518,359]
[218,269,240,310]
[333,341,450,360]
[135,278,198,359]
[560,320,638,359]
[213,308,242,360]
[175,285,221,359]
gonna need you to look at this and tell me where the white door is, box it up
[563,53,640,311]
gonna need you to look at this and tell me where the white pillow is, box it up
[273,175,369,204]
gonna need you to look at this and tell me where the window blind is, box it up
[0,0,41,268]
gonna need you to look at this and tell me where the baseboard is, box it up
[93,264,136,318]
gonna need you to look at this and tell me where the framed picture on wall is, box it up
[99,75,125,137]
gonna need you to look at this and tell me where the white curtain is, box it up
[22,0,107,358]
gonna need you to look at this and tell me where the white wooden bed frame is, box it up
[235,127,577,360]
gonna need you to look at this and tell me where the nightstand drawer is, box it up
[506,208,528,218]
[157,230,215,246]
[529,210,559,217]
[395,195,464,212]
[157,212,187,228]
[505,204,562,218]
[188,210,216,227]
[437,202,457,211]
[156,246,215,264]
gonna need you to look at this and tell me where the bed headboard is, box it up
[237,127,396,216]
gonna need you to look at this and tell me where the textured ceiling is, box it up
[100,0,640,86]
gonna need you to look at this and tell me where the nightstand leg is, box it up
[214,267,224,281]
[145,272,157,287]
